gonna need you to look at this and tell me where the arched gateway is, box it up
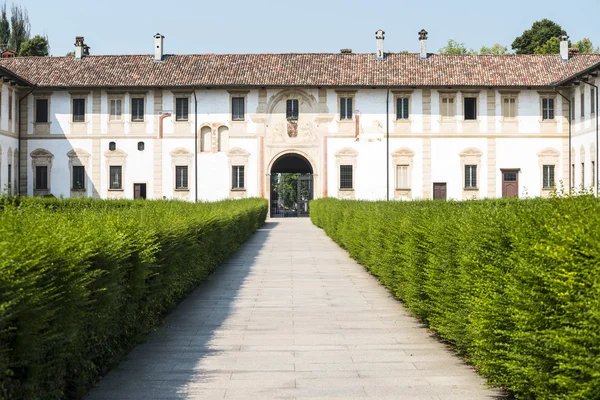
[269,153,314,218]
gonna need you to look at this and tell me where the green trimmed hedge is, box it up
[311,197,600,399]
[0,198,267,399]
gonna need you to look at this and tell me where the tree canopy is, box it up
[438,39,476,55]
[0,4,9,50]
[9,3,29,53]
[480,44,508,55]
[575,38,600,54]
[533,36,562,54]
[512,19,566,54]
[0,3,49,56]
[19,35,49,56]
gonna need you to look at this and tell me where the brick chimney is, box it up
[154,33,164,62]
[375,29,385,60]
[419,29,428,60]
[560,35,569,62]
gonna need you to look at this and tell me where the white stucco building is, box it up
[0,31,598,216]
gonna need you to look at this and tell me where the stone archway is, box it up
[269,152,314,218]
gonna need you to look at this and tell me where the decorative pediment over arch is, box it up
[459,147,483,158]
[227,147,250,158]
[30,148,54,159]
[334,147,358,158]
[537,147,560,159]
[392,148,415,158]
[266,89,317,115]
[67,148,91,159]
[169,147,193,157]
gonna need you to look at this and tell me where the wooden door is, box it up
[134,183,147,199]
[501,170,519,198]
[433,183,447,200]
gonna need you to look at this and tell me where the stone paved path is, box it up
[86,219,508,400]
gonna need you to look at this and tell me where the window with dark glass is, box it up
[232,97,245,121]
[571,97,575,120]
[464,97,477,120]
[35,166,48,190]
[340,97,353,120]
[581,93,585,118]
[340,165,353,189]
[175,166,188,189]
[131,98,144,122]
[397,97,409,120]
[465,165,477,188]
[138,141,144,151]
[542,98,555,120]
[7,164,11,190]
[286,99,299,120]
[35,99,49,123]
[232,166,245,189]
[73,98,85,122]
[176,98,188,121]
[72,166,85,190]
[109,141,116,151]
[592,88,596,115]
[8,94,12,120]
[543,165,555,188]
[109,166,122,190]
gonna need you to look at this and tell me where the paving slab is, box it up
[85,219,509,400]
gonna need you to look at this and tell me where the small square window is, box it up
[176,98,189,121]
[340,97,353,120]
[137,141,145,151]
[109,141,116,151]
[35,99,49,123]
[232,97,245,121]
[340,165,353,189]
[286,99,299,120]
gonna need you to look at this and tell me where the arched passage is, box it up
[270,153,314,218]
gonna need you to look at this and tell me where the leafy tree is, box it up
[272,173,298,210]
[0,3,9,51]
[9,3,29,53]
[438,39,476,55]
[512,19,566,54]
[534,37,561,54]
[65,51,74,56]
[480,44,508,55]
[575,38,599,54]
[19,34,48,56]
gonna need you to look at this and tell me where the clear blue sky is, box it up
[17,0,600,56]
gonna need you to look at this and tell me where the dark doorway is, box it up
[134,183,147,199]
[501,169,519,198]
[433,183,447,200]
[270,154,313,218]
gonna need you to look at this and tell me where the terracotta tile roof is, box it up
[0,53,599,88]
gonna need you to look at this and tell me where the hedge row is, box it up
[0,198,267,399]
[311,197,600,399]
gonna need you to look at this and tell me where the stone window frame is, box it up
[500,91,519,121]
[439,91,457,121]
[538,92,557,122]
[105,148,127,198]
[537,147,560,195]
[228,90,249,122]
[460,90,480,122]
[67,148,90,198]
[459,147,483,199]
[6,147,11,194]
[8,90,12,121]
[581,91,585,119]
[335,90,357,122]
[34,94,51,125]
[227,147,250,199]
[108,94,125,122]
[591,87,596,116]
[130,92,147,123]
[335,147,358,200]
[170,147,193,200]
[172,91,192,123]
[393,89,413,122]
[30,148,54,197]
[392,148,415,199]
[69,91,90,124]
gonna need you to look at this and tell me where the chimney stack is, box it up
[74,36,85,60]
[375,29,385,60]
[154,33,164,62]
[419,29,428,60]
[560,35,569,62]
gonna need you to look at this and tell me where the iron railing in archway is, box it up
[270,173,313,218]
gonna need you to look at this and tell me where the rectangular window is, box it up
[396,97,409,120]
[72,165,85,190]
[7,164,11,190]
[543,165,555,188]
[286,99,299,120]
[109,99,122,121]
[8,93,12,120]
[581,162,585,186]
[581,93,585,118]
[572,164,575,188]
[464,97,477,120]
[592,88,596,115]
[340,165,353,189]
[35,99,49,123]
[35,166,48,190]
[502,96,517,120]
[340,97,353,120]
[441,96,455,119]
[175,166,188,189]
[465,165,477,189]
[73,98,85,122]
[542,98,555,120]
[232,97,245,121]
[592,161,596,187]
[572,97,576,120]
[396,165,409,189]
[109,166,122,190]
[176,98,189,121]
[232,166,245,189]
[131,98,144,122]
